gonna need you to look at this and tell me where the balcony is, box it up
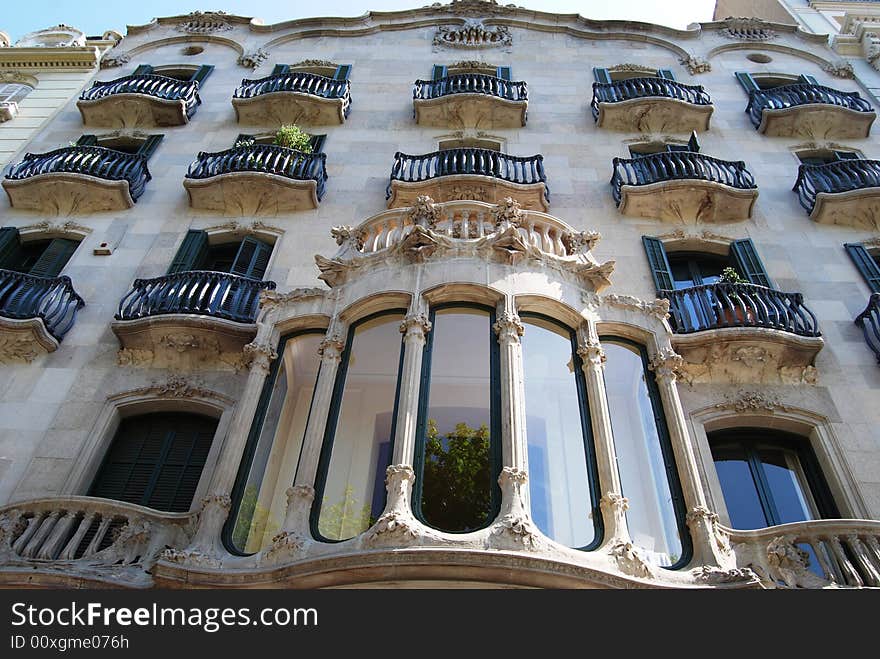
[183,144,327,215]
[0,270,84,363]
[2,145,151,214]
[746,84,875,139]
[77,74,201,128]
[855,293,880,363]
[793,159,880,229]
[386,148,549,211]
[591,78,713,133]
[658,282,822,384]
[413,73,528,129]
[232,71,352,126]
[611,152,758,223]
[112,271,276,369]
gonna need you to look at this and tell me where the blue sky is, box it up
[1,1,716,41]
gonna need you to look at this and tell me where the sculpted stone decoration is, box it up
[577,336,606,367]
[176,11,233,34]
[608,63,657,75]
[238,49,269,69]
[291,59,337,69]
[400,313,432,337]
[648,347,685,383]
[714,390,791,414]
[18,220,92,238]
[434,20,513,49]
[127,375,218,400]
[490,468,543,551]
[408,195,442,230]
[692,565,757,585]
[448,60,496,70]
[597,294,671,321]
[261,485,315,565]
[429,1,515,18]
[763,535,828,588]
[686,506,733,561]
[161,493,231,570]
[599,492,628,544]
[364,465,421,546]
[720,17,777,41]
[821,60,855,79]
[679,55,711,75]
[242,341,278,373]
[609,541,654,579]
[0,335,44,364]
[100,52,131,69]
[259,287,326,311]
[493,311,524,344]
[562,231,600,256]
[674,339,820,386]
[330,225,366,260]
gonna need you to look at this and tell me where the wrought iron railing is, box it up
[233,71,352,118]
[610,151,756,205]
[591,77,711,121]
[855,293,880,363]
[4,146,152,201]
[79,74,202,119]
[746,83,874,130]
[792,159,880,214]
[186,144,328,201]
[413,74,528,102]
[0,269,85,341]
[658,282,820,337]
[115,271,276,324]
[387,148,548,201]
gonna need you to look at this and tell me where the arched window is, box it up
[227,330,323,553]
[602,338,690,568]
[313,311,407,541]
[0,83,33,106]
[89,412,218,512]
[414,305,501,533]
[521,314,601,549]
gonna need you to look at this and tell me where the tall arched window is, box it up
[227,330,323,553]
[602,337,690,568]
[521,314,601,549]
[313,311,407,541]
[414,305,501,533]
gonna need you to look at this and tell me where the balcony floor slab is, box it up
[2,173,134,214]
[758,104,876,139]
[414,94,527,129]
[388,175,548,212]
[183,172,319,215]
[76,94,190,128]
[0,316,58,364]
[232,92,346,126]
[596,97,713,133]
[618,179,757,223]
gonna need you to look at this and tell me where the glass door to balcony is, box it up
[668,253,730,331]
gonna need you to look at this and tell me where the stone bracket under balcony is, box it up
[617,179,758,224]
[414,94,527,129]
[112,314,258,370]
[755,104,875,139]
[595,97,713,133]
[77,94,191,129]
[184,172,319,215]
[671,327,823,385]
[388,175,549,212]
[0,316,59,364]
[232,92,347,126]
[808,188,880,229]
[2,173,136,214]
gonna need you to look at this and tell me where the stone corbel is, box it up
[363,465,421,547]
[609,541,653,579]
[686,505,737,570]
[490,467,543,551]
[260,485,314,566]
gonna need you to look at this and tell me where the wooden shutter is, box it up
[730,239,773,288]
[131,64,153,75]
[75,135,98,146]
[496,66,512,80]
[309,134,327,153]
[28,238,78,278]
[687,131,700,153]
[167,230,209,274]
[845,243,880,293]
[333,64,352,81]
[0,227,21,269]
[593,67,612,84]
[230,236,272,280]
[136,134,163,160]
[431,65,448,80]
[642,236,674,292]
[798,74,819,86]
[189,65,214,85]
[735,72,760,93]
[657,69,675,80]
[271,64,290,76]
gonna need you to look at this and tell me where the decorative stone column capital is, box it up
[286,484,315,506]
[318,332,345,361]
[493,311,524,344]
[399,313,432,338]
[492,197,524,230]
[577,336,606,367]
[649,347,685,383]
[497,466,528,488]
[599,492,629,513]
[243,341,278,373]
[407,195,442,229]
[364,464,420,547]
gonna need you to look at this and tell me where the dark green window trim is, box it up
[845,242,880,293]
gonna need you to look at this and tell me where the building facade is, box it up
[0,1,879,588]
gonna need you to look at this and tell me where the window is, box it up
[431,64,511,79]
[414,305,501,533]
[89,412,218,512]
[168,230,273,280]
[0,227,79,278]
[132,64,214,86]
[796,149,861,166]
[602,338,690,568]
[629,132,699,158]
[438,137,502,151]
[709,429,839,529]
[227,330,323,553]
[845,243,880,293]
[593,67,675,83]
[0,82,32,105]
[314,311,406,541]
[271,63,351,81]
[76,133,163,160]
[521,315,600,549]
[735,72,818,93]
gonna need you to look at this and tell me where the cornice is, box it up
[0,46,107,70]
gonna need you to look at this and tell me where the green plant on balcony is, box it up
[274,124,313,153]
[717,266,754,324]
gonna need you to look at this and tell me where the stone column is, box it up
[390,308,431,466]
[493,301,528,471]
[576,322,630,547]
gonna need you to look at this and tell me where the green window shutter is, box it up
[309,134,327,153]
[75,134,98,146]
[735,72,760,93]
[593,67,612,84]
[0,227,22,269]
[657,69,675,80]
[167,230,209,274]
[132,64,153,76]
[496,66,512,80]
[230,236,272,280]
[687,130,700,153]
[642,236,674,292]
[189,65,214,85]
[431,65,448,80]
[845,243,880,293]
[28,238,78,278]
[136,134,163,160]
[798,74,819,86]
[730,238,773,288]
[271,64,290,76]
[333,64,352,81]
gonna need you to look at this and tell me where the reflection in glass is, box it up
[231,332,322,553]
[418,308,496,533]
[603,340,683,567]
[521,317,596,548]
[317,313,404,541]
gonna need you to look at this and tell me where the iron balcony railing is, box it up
[186,144,328,201]
[116,271,276,325]
[4,145,152,202]
[610,151,756,206]
[746,83,874,129]
[413,73,528,102]
[855,293,880,363]
[80,74,202,119]
[233,71,352,118]
[792,159,880,215]
[387,148,548,201]
[590,77,711,121]
[658,282,820,337]
[0,269,85,341]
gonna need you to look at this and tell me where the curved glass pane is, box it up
[419,308,494,533]
[522,318,595,548]
[603,340,682,567]
[317,313,404,541]
[231,333,321,553]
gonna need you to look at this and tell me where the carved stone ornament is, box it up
[176,11,233,34]
[242,341,278,372]
[400,312,432,336]
[100,51,131,69]
[687,505,732,559]
[0,335,43,363]
[714,390,790,414]
[692,565,757,585]
[493,310,524,342]
[492,196,524,229]
[160,547,222,569]
[562,231,600,256]
[764,535,828,588]
[448,59,495,70]
[434,20,513,49]
[331,225,366,259]
[364,465,421,547]
[429,1,516,18]
[18,220,92,237]
[128,375,216,400]
[679,55,711,75]
[291,59,337,69]
[407,195,442,229]
[596,294,671,321]
[720,17,777,41]
[610,541,654,579]
[822,60,855,79]
[648,347,685,383]
[259,287,326,311]
[238,49,269,69]
[608,63,657,75]
[491,467,542,550]
[577,336,606,367]
[318,332,346,359]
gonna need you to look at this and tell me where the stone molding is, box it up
[433,20,513,49]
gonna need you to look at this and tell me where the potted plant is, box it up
[273,124,313,153]
[716,266,754,325]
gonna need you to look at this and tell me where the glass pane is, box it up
[232,333,321,552]
[604,341,682,567]
[420,308,494,533]
[759,447,815,525]
[522,318,595,548]
[711,443,768,530]
[318,314,403,541]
